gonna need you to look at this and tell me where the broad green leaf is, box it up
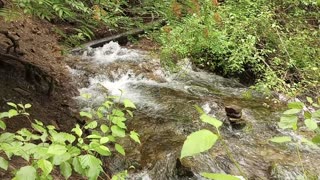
[0,157,8,170]
[111,125,125,137]
[7,102,17,109]
[304,111,312,119]
[47,144,67,155]
[79,155,103,179]
[37,159,53,176]
[312,110,320,118]
[0,120,6,130]
[52,153,71,165]
[72,124,83,137]
[100,124,109,133]
[269,136,292,143]
[278,115,298,130]
[60,162,72,179]
[0,132,15,143]
[0,112,9,119]
[312,135,320,144]
[181,129,218,158]
[283,109,301,115]
[112,109,125,117]
[24,104,32,109]
[15,166,36,180]
[31,123,46,133]
[79,111,92,119]
[201,173,241,180]
[95,145,111,156]
[68,146,81,156]
[85,121,98,129]
[306,97,313,104]
[304,119,318,131]
[288,102,304,109]
[72,157,85,175]
[8,109,18,118]
[100,137,109,144]
[123,99,136,109]
[129,131,140,144]
[200,114,222,129]
[115,144,125,156]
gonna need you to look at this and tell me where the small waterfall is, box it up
[67,42,320,179]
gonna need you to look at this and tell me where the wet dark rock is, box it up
[225,105,242,118]
[176,158,194,178]
[228,118,246,130]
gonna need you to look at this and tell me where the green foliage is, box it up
[159,0,320,95]
[0,98,139,179]
[180,108,244,179]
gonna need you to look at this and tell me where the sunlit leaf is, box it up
[0,157,8,170]
[181,129,218,158]
[111,125,125,137]
[100,137,109,144]
[0,120,6,130]
[24,104,32,109]
[8,109,18,118]
[278,115,298,130]
[48,144,67,155]
[269,136,292,143]
[37,159,53,176]
[287,102,304,109]
[100,124,109,133]
[15,166,36,180]
[130,131,140,144]
[80,111,92,119]
[85,121,98,129]
[60,162,72,179]
[304,118,318,131]
[201,173,241,180]
[7,102,17,109]
[283,109,301,115]
[123,99,136,109]
[115,144,125,156]
[200,114,222,129]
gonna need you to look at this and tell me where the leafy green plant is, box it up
[180,107,245,179]
[269,97,320,178]
[0,96,140,179]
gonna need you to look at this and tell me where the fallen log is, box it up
[71,19,166,54]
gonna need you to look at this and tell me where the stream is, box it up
[67,42,320,180]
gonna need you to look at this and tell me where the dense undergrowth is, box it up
[158,0,320,96]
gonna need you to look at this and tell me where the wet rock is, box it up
[225,105,242,118]
[228,118,246,130]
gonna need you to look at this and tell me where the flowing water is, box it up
[67,42,320,180]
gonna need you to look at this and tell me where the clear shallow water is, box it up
[68,42,320,179]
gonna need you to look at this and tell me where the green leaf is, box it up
[112,109,125,117]
[87,134,101,139]
[100,137,109,144]
[72,124,83,137]
[304,119,318,131]
[200,114,222,129]
[80,111,92,119]
[306,97,313,104]
[126,110,133,117]
[81,93,92,99]
[111,125,125,137]
[288,102,304,109]
[278,115,298,130]
[0,157,8,170]
[72,157,85,175]
[312,134,320,144]
[52,153,71,165]
[115,144,125,156]
[60,162,72,179]
[79,155,103,179]
[304,111,312,119]
[85,121,98,129]
[8,109,18,118]
[7,102,17,109]
[24,104,32,109]
[123,99,136,109]
[283,109,301,115]
[37,159,53,176]
[269,136,292,143]
[0,120,6,130]
[47,144,67,155]
[201,173,241,180]
[15,166,36,180]
[129,131,140,144]
[112,170,128,180]
[181,129,218,159]
[100,124,109,133]
[312,110,320,118]
[194,105,205,115]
